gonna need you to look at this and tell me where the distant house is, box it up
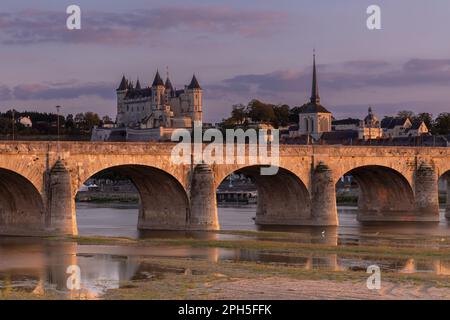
[320,130,359,145]
[404,120,429,137]
[102,117,116,129]
[381,117,428,138]
[359,107,383,140]
[18,116,32,128]
[332,107,383,141]
[288,124,300,138]
[332,118,361,131]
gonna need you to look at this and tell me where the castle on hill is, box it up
[116,71,203,129]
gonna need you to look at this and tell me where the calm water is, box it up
[0,203,449,298]
[76,202,450,244]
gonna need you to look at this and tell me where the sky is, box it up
[0,0,450,123]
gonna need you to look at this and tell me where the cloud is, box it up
[7,81,115,100]
[0,7,287,45]
[342,60,391,71]
[209,58,450,98]
[0,85,12,100]
[403,59,450,73]
[332,101,450,119]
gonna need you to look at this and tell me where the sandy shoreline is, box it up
[203,277,450,300]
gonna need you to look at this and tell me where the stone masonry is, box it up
[0,142,449,236]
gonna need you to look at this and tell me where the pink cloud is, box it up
[0,6,288,46]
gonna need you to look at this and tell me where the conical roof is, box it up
[117,75,127,91]
[152,70,164,87]
[188,74,201,90]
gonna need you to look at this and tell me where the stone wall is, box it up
[0,141,448,235]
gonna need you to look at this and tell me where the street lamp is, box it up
[11,109,15,141]
[56,105,61,159]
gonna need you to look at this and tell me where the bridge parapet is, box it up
[0,141,448,236]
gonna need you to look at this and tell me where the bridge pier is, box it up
[310,163,338,226]
[188,164,219,230]
[414,163,440,221]
[47,160,77,235]
[446,176,450,220]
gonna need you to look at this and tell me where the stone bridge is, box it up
[0,141,449,236]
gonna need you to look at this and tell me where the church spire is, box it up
[310,50,320,104]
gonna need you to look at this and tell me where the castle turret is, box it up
[165,73,173,103]
[116,75,129,126]
[151,70,165,110]
[187,74,202,123]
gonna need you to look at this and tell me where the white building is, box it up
[358,107,383,140]
[116,71,202,129]
[298,54,332,140]
[381,117,429,138]
[18,116,32,128]
[92,70,203,142]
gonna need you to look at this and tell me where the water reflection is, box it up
[77,203,450,246]
[2,236,450,299]
[1,203,450,299]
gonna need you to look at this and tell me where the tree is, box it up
[289,106,302,124]
[433,113,450,135]
[273,104,290,127]
[230,104,247,125]
[247,99,276,123]
[415,112,433,130]
[74,113,85,130]
[65,114,75,129]
[397,110,415,119]
[83,112,101,131]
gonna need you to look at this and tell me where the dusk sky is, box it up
[1,0,450,122]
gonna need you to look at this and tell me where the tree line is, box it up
[220,100,450,135]
[394,110,450,135]
[0,110,112,136]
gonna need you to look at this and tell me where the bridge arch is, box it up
[0,168,46,235]
[75,165,190,231]
[438,169,450,220]
[337,165,416,221]
[216,165,312,225]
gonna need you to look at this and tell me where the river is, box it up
[0,203,449,298]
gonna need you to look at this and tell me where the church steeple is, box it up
[310,51,320,105]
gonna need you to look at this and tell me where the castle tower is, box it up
[186,74,203,123]
[165,71,173,104]
[116,75,128,125]
[151,70,165,110]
